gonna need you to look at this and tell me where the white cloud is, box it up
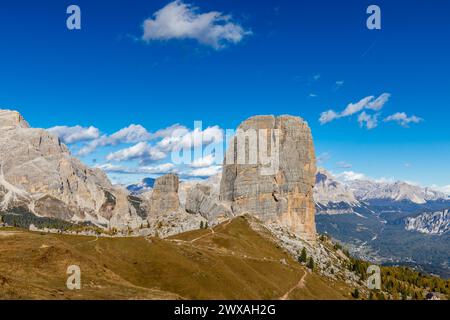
[96,162,176,175]
[142,0,251,49]
[319,110,339,124]
[335,171,368,181]
[78,124,152,156]
[93,123,224,166]
[157,125,223,152]
[319,93,390,125]
[47,125,100,144]
[358,111,379,129]
[106,142,166,162]
[430,184,450,195]
[335,170,394,183]
[186,165,222,177]
[367,93,390,111]
[190,154,216,168]
[109,124,152,143]
[149,124,188,140]
[374,177,396,184]
[341,96,375,117]
[98,161,220,178]
[383,112,423,127]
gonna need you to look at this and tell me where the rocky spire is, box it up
[220,115,317,241]
[148,174,180,216]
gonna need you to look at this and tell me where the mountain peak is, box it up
[0,109,30,128]
[314,168,359,210]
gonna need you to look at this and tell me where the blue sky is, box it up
[0,0,449,190]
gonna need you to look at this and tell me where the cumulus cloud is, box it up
[190,154,216,168]
[47,125,100,144]
[149,124,188,140]
[98,161,220,178]
[319,110,339,124]
[96,163,176,175]
[157,125,223,152]
[142,0,251,49]
[335,171,368,181]
[358,111,379,129]
[319,93,391,125]
[109,124,152,143]
[106,142,166,163]
[78,124,152,156]
[334,170,395,183]
[430,184,450,195]
[91,123,224,167]
[383,112,423,127]
[340,96,375,117]
[367,93,390,111]
[53,119,226,180]
[186,165,222,177]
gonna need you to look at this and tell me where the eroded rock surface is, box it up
[185,183,233,223]
[148,174,180,216]
[0,109,142,230]
[220,115,317,241]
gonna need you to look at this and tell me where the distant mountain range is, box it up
[314,168,450,278]
[314,168,449,211]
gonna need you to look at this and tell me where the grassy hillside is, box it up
[0,216,351,300]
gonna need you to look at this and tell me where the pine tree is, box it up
[205,222,209,229]
[307,257,314,270]
[298,247,307,263]
[200,221,204,229]
[352,288,360,299]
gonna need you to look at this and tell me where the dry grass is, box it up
[0,217,351,300]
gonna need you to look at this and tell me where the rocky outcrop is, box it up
[0,109,142,230]
[141,173,207,237]
[148,174,180,216]
[220,115,317,241]
[185,183,233,222]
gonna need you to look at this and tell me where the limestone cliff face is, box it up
[148,174,180,216]
[185,183,233,223]
[143,174,206,237]
[0,109,142,229]
[220,115,317,241]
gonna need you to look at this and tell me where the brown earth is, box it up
[0,216,351,300]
